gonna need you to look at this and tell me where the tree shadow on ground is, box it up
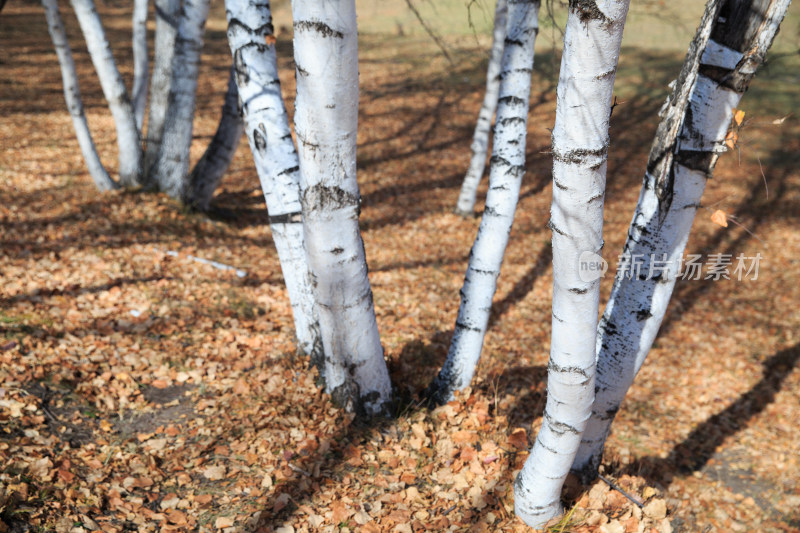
[618,342,800,485]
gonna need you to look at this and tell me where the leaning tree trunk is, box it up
[291,0,393,417]
[514,1,630,528]
[144,0,180,177]
[571,0,792,483]
[131,0,149,132]
[453,0,509,217]
[43,0,117,192]
[183,65,244,212]
[148,0,211,199]
[70,0,142,188]
[223,0,321,361]
[426,0,540,405]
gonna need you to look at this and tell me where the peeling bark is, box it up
[427,0,541,405]
[70,0,142,188]
[454,0,509,217]
[224,0,321,368]
[184,65,244,212]
[514,1,630,527]
[43,0,117,192]
[571,0,792,483]
[291,0,393,417]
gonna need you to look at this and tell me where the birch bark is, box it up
[571,0,792,482]
[70,0,142,188]
[144,0,180,177]
[149,0,211,199]
[43,0,117,192]
[514,1,630,527]
[224,0,321,362]
[427,0,540,405]
[184,65,244,212]
[291,0,393,417]
[132,0,149,132]
[454,0,509,217]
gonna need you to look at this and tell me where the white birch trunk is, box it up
[43,0,117,192]
[184,65,244,212]
[132,0,149,132]
[224,0,321,363]
[454,0,509,217]
[71,0,143,188]
[514,1,630,527]
[571,0,792,482]
[427,0,540,405]
[149,0,211,199]
[291,0,393,417]
[144,0,180,177]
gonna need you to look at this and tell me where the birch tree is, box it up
[70,0,142,188]
[144,0,180,175]
[453,0,509,217]
[42,0,117,192]
[571,0,792,483]
[148,0,212,199]
[223,0,321,363]
[131,0,149,132]
[514,1,630,527]
[427,0,541,405]
[291,0,393,416]
[184,65,244,212]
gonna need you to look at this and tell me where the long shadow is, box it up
[0,275,173,308]
[619,342,800,484]
[488,244,552,327]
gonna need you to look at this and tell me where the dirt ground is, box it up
[1,2,799,532]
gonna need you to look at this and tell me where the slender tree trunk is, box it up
[514,1,630,527]
[426,0,540,405]
[149,0,211,199]
[223,0,322,362]
[454,0,509,217]
[291,0,393,417]
[571,0,792,483]
[132,0,149,132]
[43,0,117,192]
[144,0,180,178]
[70,0,143,188]
[184,65,244,212]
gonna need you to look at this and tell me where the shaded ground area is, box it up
[1,2,800,532]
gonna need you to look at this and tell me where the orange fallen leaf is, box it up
[734,108,745,125]
[508,427,528,450]
[265,34,277,46]
[725,130,738,150]
[151,379,169,389]
[215,516,235,528]
[711,209,728,227]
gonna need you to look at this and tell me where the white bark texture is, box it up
[149,0,211,199]
[144,0,180,176]
[224,0,321,364]
[514,1,630,527]
[291,0,393,417]
[454,0,509,217]
[43,0,117,192]
[571,0,792,482]
[184,65,244,211]
[427,0,540,405]
[132,0,149,132]
[70,0,143,188]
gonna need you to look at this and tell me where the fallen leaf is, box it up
[203,465,226,481]
[711,209,728,227]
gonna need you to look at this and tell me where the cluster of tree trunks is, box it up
[41,0,791,526]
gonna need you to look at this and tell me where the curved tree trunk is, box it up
[571,0,792,483]
[70,0,142,188]
[184,65,244,212]
[453,0,509,217]
[144,0,180,178]
[132,0,149,132]
[223,0,321,361]
[43,0,117,192]
[514,1,630,527]
[426,0,540,405]
[148,0,211,200]
[291,0,393,417]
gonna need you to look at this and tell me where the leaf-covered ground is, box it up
[1,2,800,532]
